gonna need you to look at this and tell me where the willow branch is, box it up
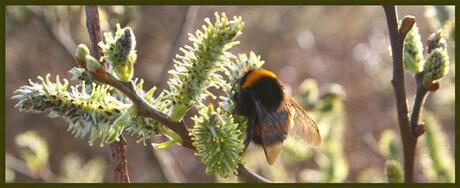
[410,73,428,136]
[383,6,423,183]
[237,164,271,183]
[85,6,130,183]
[83,6,270,183]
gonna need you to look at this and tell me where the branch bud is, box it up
[85,54,103,73]
[414,122,426,137]
[403,23,425,74]
[422,48,449,85]
[427,30,447,53]
[75,44,90,67]
[424,82,440,92]
[399,15,416,36]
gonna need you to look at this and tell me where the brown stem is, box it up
[85,6,106,68]
[85,6,130,183]
[410,73,428,136]
[383,6,424,183]
[110,135,131,183]
[83,6,269,183]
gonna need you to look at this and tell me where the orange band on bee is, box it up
[242,69,277,89]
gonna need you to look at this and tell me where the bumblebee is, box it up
[233,68,321,165]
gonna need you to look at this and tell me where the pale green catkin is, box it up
[167,12,244,121]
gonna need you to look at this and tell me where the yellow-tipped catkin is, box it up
[190,104,244,178]
[167,13,244,121]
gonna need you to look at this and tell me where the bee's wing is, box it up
[262,141,284,165]
[252,96,289,165]
[285,95,321,147]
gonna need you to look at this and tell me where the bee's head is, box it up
[242,69,284,110]
[232,69,255,114]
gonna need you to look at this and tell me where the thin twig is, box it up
[152,149,186,183]
[159,6,200,87]
[6,153,60,182]
[6,153,39,180]
[27,7,76,59]
[383,6,426,183]
[83,6,270,183]
[237,164,271,183]
[85,6,130,183]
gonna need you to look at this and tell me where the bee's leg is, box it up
[243,135,251,151]
[243,117,255,151]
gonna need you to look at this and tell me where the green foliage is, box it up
[190,104,244,178]
[107,104,137,142]
[294,82,348,183]
[419,112,455,182]
[297,79,319,108]
[378,129,402,161]
[282,80,318,164]
[356,167,385,183]
[12,131,106,183]
[316,85,348,183]
[282,137,314,163]
[60,153,106,183]
[386,160,403,183]
[167,12,244,121]
[15,131,49,174]
[6,6,31,23]
[424,6,455,39]
[403,23,424,74]
[105,6,137,29]
[5,168,15,183]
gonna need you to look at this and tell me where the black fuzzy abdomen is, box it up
[251,109,289,146]
[249,77,284,110]
[235,75,287,147]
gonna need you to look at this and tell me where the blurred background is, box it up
[5,6,455,183]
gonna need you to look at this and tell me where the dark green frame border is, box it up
[0,0,457,5]
[1,0,457,187]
